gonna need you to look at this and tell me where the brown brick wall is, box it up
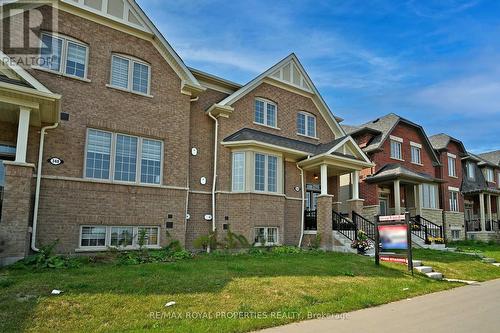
[437,141,464,212]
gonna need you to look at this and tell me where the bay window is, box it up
[85,129,162,185]
[255,153,278,192]
[232,152,245,191]
[230,151,282,194]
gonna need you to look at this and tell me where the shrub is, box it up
[272,246,302,254]
[13,240,81,269]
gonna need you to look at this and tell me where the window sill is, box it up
[84,177,163,188]
[303,230,317,235]
[297,133,319,140]
[32,66,91,82]
[411,162,423,166]
[75,245,161,252]
[253,122,280,130]
[106,84,153,98]
[448,175,458,179]
[390,157,404,162]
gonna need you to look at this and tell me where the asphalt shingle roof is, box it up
[478,150,500,166]
[223,128,354,157]
[0,74,33,88]
[365,163,438,183]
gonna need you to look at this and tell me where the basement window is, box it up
[254,227,278,246]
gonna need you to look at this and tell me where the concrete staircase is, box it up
[411,237,449,251]
[412,259,443,280]
[332,231,357,253]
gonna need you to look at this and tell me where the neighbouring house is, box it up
[428,133,468,241]
[0,0,374,265]
[461,151,500,241]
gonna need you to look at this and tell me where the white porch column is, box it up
[414,184,422,216]
[320,163,328,196]
[15,107,31,164]
[479,193,486,231]
[352,170,360,200]
[394,179,401,215]
[487,194,492,229]
[497,196,500,222]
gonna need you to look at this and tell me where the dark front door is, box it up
[304,184,320,230]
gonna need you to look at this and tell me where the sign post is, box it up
[375,212,413,275]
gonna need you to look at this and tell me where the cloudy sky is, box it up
[138,0,499,153]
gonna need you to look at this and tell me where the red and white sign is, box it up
[380,256,408,264]
[379,214,405,222]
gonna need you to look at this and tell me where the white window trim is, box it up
[421,183,438,209]
[297,111,318,139]
[78,225,161,251]
[390,139,404,161]
[254,227,279,246]
[389,135,403,142]
[447,152,457,158]
[254,98,278,129]
[448,156,457,178]
[484,168,494,182]
[33,32,90,81]
[231,151,246,192]
[451,228,461,241]
[107,53,152,97]
[410,145,422,165]
[84,128,164,186]
[254,152,279,194]
[467,162,475,180]
[449,190,459,212]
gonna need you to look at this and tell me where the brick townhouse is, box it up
[0,0,374,264]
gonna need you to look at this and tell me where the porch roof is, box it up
[365,163,444,184]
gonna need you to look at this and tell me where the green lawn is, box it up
[448,240,500,262]
[1,249,499,333]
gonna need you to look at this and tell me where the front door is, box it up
[379,197,388,216]
[304,184,320,231]
[464,203,477,231]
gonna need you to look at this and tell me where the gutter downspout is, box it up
[207,110,218,253]
[31,122,59,252]
[297,164,305,247]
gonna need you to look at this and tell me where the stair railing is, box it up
[410,215,443,243]
[351,211,375,241]
[332,211,357,241]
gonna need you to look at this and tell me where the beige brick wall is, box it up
[443,211,465,241]
[421,208,444,226]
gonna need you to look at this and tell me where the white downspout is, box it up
[297,164,305,247]
[31,122,59,252]
[207,111,218,253]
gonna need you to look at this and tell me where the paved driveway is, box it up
[256,279,500,333]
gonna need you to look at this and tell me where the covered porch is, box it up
[464,191,500,239]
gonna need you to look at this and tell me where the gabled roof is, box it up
[7,0,203,94]
[346,113,441,165]
[478,150,500,166]
[213,53,346,138]
[428,133,467,153]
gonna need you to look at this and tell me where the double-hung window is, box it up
[449,191,459,212]
[410,142,421,164]
[85,129,162,185]
[232,152,245,191]
[297,112,316,138]
[254,98,277,128]
[254,227,278,246]
[484,168,494,182]
[447,154,457,177]
[390,136,403,160]
[110,54,151,95]
[467,162,475,180]
[39,33,88,79]
[254,153,278,192]
[421,183,438,209]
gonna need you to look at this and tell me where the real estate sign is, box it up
[375,213,413,274]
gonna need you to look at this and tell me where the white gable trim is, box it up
[0,50,53,94]
[326,136,372,164]
[217,53,346,138]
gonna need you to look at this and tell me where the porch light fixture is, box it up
[314,174,319,180]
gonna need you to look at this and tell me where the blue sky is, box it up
[138,0,500,153]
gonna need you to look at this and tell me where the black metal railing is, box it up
[332,211,357,241]
[352,211,375,241]
[465,219,481,232]
[304,210,317,231]
[410,215,443,242]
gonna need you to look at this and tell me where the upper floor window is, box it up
[410,142,421,165]
[297,112,316,138]
[484,168,494,182]
[39,32,88,79]
[110,54,151,95]
[447,154,457,177]
[254,98,277,128]
[85,129,162,185]
[390,136,403,160]
[449,190,459,212]
[467,162,475,180]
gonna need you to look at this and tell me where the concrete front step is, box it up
[425,272,443,280]
[492,263,500,267]
[482,258,496,263]
[412,260,422,267]
[415,266,433,273]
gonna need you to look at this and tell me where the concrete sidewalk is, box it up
[256,279,500,333]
